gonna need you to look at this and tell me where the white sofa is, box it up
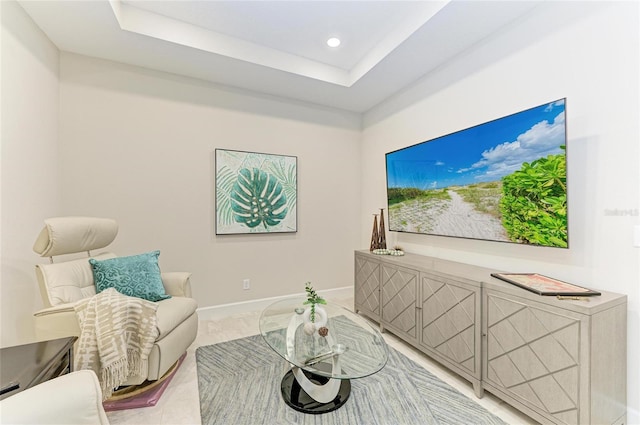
[0,370,110,424]
[32,217,198,385]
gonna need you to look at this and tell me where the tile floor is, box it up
[106,296,538,425]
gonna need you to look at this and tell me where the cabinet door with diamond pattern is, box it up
[484,291,584,425]
[381,263,418,342]
[354,254,381,320]
[420,273,481,380]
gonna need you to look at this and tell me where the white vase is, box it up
[302,305,327,330]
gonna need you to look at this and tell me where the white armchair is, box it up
[0,370,110,424]
[32,217,198,385]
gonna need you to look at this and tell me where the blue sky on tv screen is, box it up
[386,99,566,190]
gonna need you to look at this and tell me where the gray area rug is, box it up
[196,334,507,425]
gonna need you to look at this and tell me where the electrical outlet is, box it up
[243,279,250,290]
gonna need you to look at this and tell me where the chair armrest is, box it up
[34,304,80,339]
[161,272,193,297]
[0,370,110,424]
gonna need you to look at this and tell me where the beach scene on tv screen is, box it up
[386,98,567,248]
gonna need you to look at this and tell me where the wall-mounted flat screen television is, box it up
[385,98,567,248]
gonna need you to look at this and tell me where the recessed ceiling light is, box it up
[326,37,341,48]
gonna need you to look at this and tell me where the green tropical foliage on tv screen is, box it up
[499,146,567,248]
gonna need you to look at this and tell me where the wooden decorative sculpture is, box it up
[369,214,379,251]
[378,208,387,249]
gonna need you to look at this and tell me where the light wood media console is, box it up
[354,250,627,425]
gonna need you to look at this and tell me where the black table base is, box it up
[280,366,351,414]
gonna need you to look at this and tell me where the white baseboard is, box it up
[196,285,354,321]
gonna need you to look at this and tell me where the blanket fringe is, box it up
[101,349,151,399]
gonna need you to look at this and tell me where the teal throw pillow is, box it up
[89,250,171,302]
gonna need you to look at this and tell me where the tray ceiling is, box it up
[18,0,541,112]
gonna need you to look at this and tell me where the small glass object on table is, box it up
[259,298,388,414]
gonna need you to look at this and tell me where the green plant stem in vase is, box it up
[303,282,326,323]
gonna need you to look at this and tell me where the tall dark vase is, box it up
[378,208,387,249]
[369,215,379,251]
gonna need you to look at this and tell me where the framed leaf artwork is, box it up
[215,149,297,235]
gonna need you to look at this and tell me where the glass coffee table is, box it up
[259,298,388,414]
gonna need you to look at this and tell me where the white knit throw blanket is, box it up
[74,288,160,400]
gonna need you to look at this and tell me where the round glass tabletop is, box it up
[259,298,388,380]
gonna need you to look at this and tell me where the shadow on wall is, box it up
[0,261,43,346]
[364,1,611,127]
[60,52,361,131]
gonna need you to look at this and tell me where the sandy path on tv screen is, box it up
[390,190,509,241]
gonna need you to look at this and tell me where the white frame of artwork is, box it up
[215,149,297,235]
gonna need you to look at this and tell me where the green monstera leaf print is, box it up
[230,168,288,229]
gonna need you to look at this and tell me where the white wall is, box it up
[58,52,362,309]
[2,1,639,421]
[362,2,640,422]
[0,1,60,345]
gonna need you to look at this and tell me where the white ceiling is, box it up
[18,0,542,113]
